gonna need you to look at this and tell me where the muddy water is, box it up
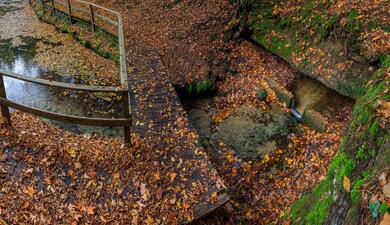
[184,98,299,161]
[183,76,350,161]
[0,1,122,136]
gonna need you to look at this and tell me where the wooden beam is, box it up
[0,74,11,126]
[0,97,132,127]
[122,92,131,145]
[0,70,128,93]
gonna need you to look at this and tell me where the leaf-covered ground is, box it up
[2,0,381,224]
[0,112,220,224]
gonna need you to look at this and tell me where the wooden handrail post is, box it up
[67,0,73,24]
[122,92,131,145]
[0,74,11,126]
[89,4,95,32]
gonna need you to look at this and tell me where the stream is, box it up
[181,52,352,162]
[0,0,122,137]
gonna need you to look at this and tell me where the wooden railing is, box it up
[0,0,132,144]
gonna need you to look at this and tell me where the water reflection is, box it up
[0,38,122,136]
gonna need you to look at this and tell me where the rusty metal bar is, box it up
[0,97,132,127]
[89,4,95,32]
[0,74,12,126]
[49,0,117,26]
[66,0,73,24]
[76,0,120,15]
[40,0,46,13]
[0,70,127,93]
[118,15,127,86]
[122,92,131,144]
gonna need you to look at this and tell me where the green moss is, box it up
[351,172,368,203]
[164,0,182,9]
[287,150,356,224]
[177,78,216,97]
[285,53,389,223]
[331,151,356,181]
[299,1,314,19]
[287,177,333,225]
[380,202,389,214]
[356,144,367,160]
[369,119,380,138]
[257,88,268,100]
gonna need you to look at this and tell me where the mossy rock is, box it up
[266,78,295,108]
[302,109,327,132]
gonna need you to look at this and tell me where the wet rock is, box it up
[266,78,295,108]
[211,105,295,160]
[302,109,327,132]
[187,109,213,138]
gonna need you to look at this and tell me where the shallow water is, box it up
[0,2,122,137]
[182,75,350,161]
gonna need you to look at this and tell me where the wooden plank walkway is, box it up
[127,44,229,222]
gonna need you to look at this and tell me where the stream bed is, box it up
[182,73,352,162]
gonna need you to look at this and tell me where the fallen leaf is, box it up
[343,176,351,192]
[169,172,177,182]
[26,185,36,196]
[384,183,390,198]
[380,213,390,225]
[140,183,150,201]
[86,206,95,215]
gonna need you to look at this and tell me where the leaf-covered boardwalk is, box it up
[127,44,229,221]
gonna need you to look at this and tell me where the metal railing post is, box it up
[0,74,11,126]
[40,0,46,13]
[122,91,131,145]
[88,4,95,32]
[67,0,73,24]
[51,0,55,14]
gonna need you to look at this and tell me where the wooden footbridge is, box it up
[0,0,229,222]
